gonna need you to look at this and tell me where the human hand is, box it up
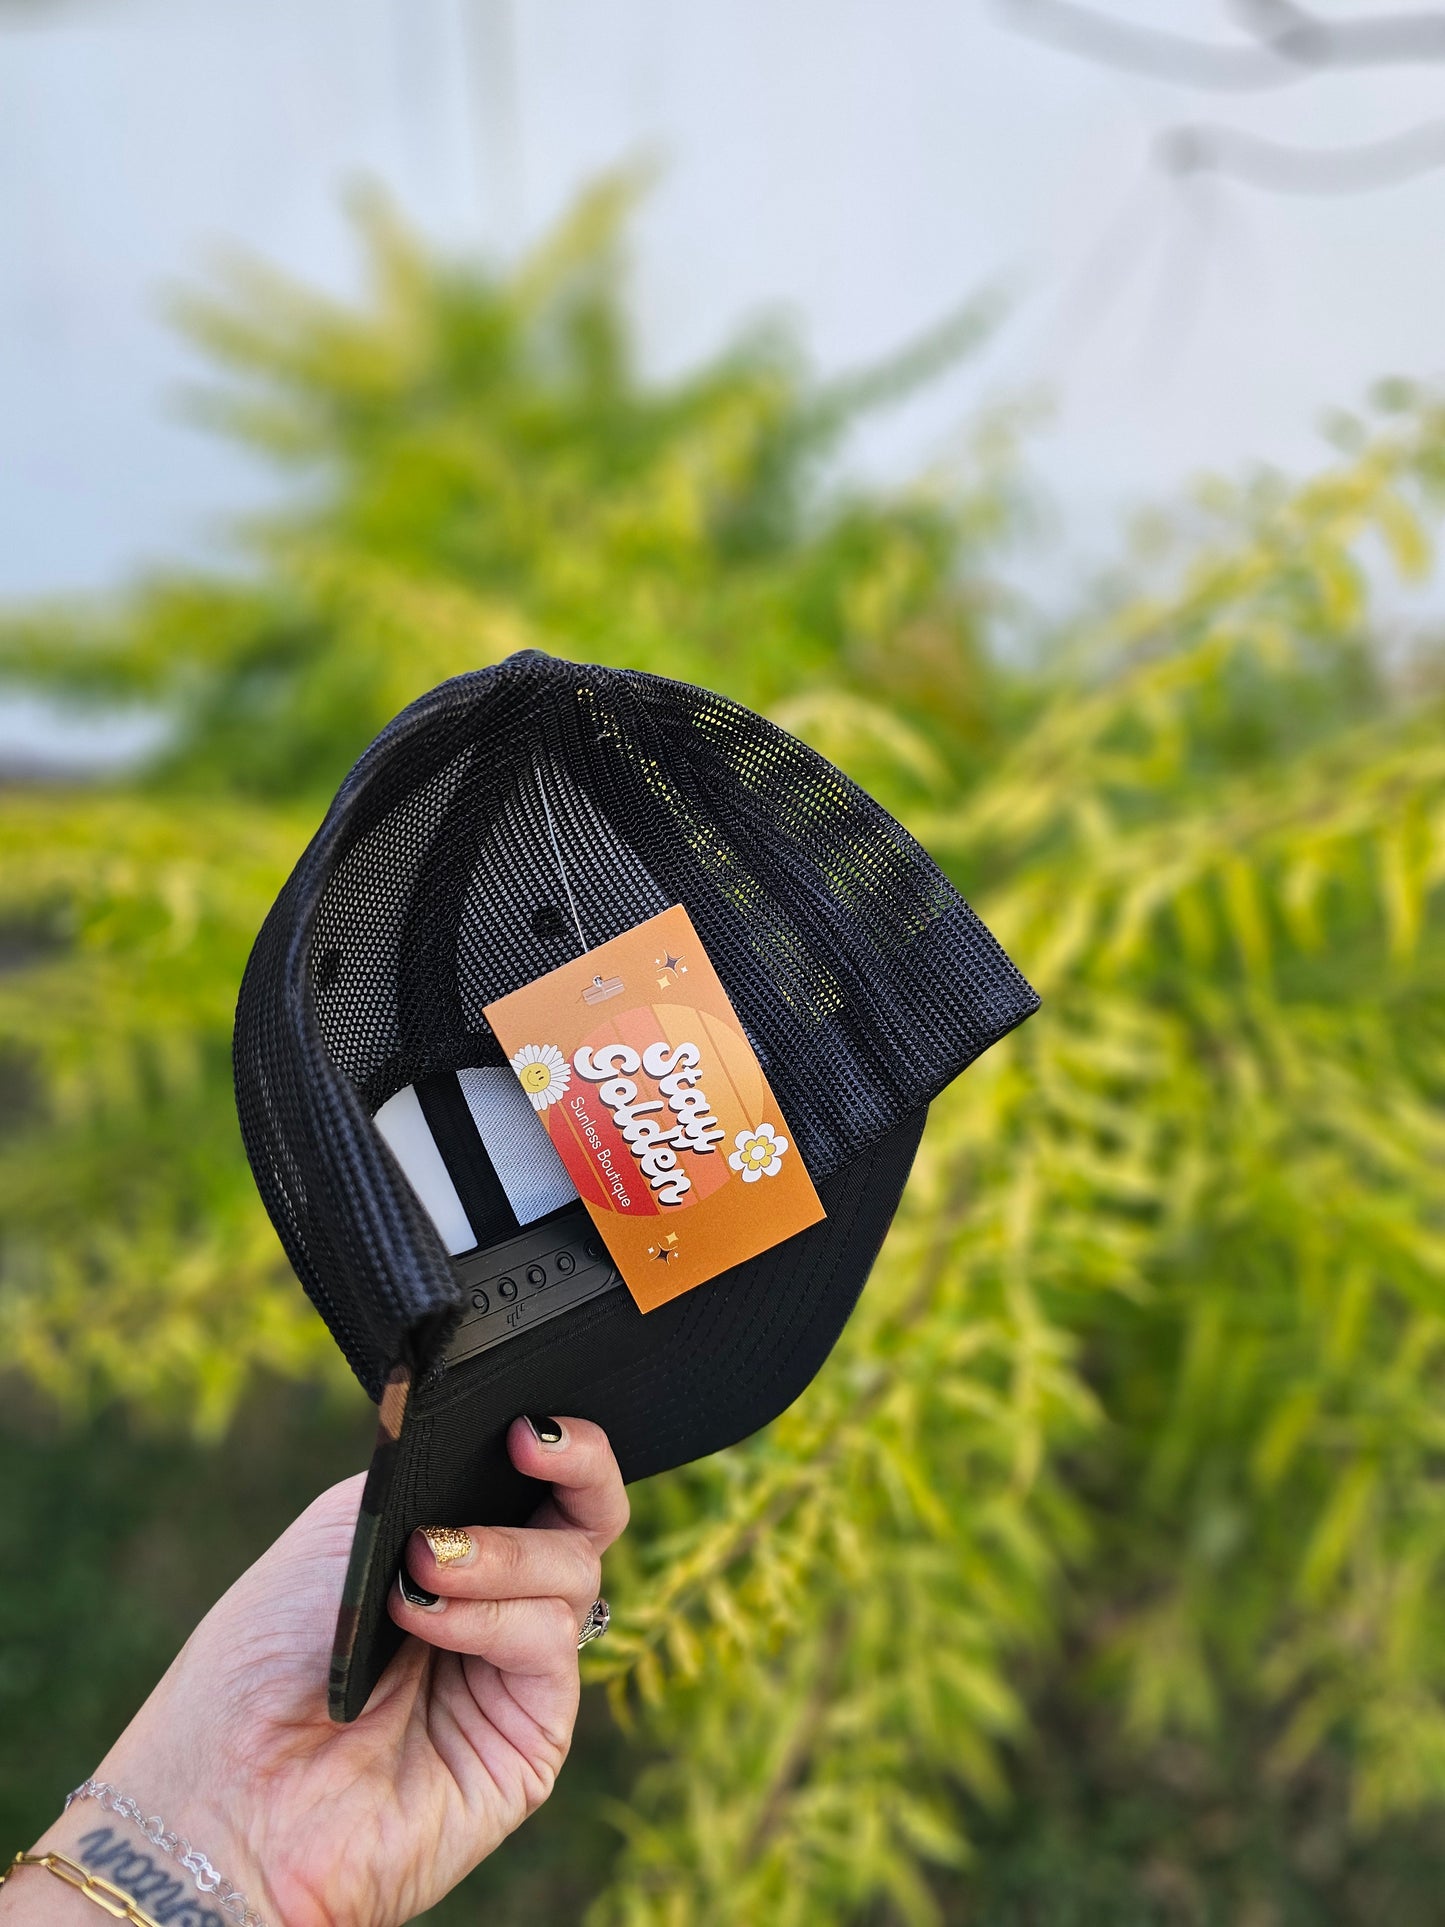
[9,1415,627,1927]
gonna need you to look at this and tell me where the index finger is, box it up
[507,1415,630,1553]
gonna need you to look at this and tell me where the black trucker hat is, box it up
[233,650,1039,1720]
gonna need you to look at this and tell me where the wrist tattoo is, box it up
[76,1828,227,1927]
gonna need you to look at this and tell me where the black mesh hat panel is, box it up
[234,650,1039,1400]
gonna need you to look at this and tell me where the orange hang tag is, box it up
[484,905,826,1312]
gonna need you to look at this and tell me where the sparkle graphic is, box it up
[654,949,688,988]
[648,1232,681,1264]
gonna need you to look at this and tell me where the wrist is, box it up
[19,1769,291,1927]
[1,1810,226,1927]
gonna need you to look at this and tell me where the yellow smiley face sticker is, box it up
[509,1043,572,1111]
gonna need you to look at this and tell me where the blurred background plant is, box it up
[3,178,1445,1926]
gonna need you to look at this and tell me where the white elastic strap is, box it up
[372,1085,477,1255]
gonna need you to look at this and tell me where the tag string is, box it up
[535,756,588,957]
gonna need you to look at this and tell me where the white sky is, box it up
[4,0,1445,607]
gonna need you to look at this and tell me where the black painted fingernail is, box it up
[398,1568,445,1613]
[524,1414,565,1447]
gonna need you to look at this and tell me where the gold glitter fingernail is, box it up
[419,1525,474,1568]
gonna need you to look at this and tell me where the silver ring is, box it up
[577,1597,610,1648]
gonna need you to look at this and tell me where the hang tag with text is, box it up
[484,905,825,1312]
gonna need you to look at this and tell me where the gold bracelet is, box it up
[0,1849,165,1927]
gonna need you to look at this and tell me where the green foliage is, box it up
[4,182,1445,1922]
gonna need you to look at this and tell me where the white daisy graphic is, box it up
[509,1042,571,1112]
[728,1122,789,1183]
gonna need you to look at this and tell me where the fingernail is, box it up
[524,1414,566,1448]
[397,1569,446,1614]
[419,1525,474,1569]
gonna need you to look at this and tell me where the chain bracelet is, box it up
[64,1782,269,1927]
[1,1848,167,1927]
